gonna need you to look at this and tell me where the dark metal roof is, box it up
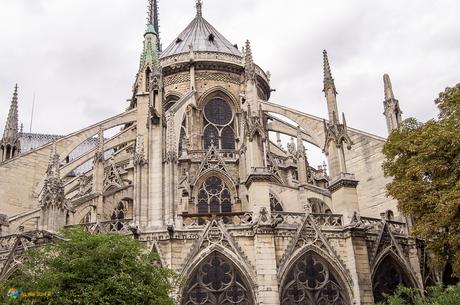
[161,16,242,58]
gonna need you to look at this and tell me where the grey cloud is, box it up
[0,0,458,138]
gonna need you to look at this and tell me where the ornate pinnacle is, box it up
[48,141,61,179]
[2,84,19,143]
[244,40,256,83]
[322,50,337,95]
[383,73,395,100]
[41,140,65,209]
[196,0,203,18]
[94,127,104,162]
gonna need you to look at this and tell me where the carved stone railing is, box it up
[188,149,239,162]
[312,213,343,227]
[0,234,18,253]
[181,212,253,227]
[360,216,381,228]
[271,212,304,226]
[387,220,407,235]
[272,212,343,228]
[360,217,407,235]
[65,219,135,234]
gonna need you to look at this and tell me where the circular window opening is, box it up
[204,98,233,126]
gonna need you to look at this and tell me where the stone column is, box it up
[248,180,280,305]
[345,227,375,305]
[328,174,359,224]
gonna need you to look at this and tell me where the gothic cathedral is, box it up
[0,1,430,304]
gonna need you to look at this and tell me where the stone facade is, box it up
[0,1,431,304]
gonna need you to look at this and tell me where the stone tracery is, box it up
[182,252,254,305]
[280,252,348,305]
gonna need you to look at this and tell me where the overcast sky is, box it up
[0,0,459,140]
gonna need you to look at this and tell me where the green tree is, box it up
[376,282,460,305]
[0,227,176,305]
[383,83,460,275]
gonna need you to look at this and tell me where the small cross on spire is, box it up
[196,0,203,17]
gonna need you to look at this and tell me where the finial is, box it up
[322,50,337,94]
[196,0,203,18]
[383,73,395,100]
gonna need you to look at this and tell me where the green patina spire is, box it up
[145,23,157,36]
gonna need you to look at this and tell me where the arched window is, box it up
[111,202,127,231]
[280,252,349,305]
[145,67,151,91]
[385,210,394,220]
[197,176,232,214]
[372,255,412,303]
[308,198,332,214]
[270,193,283,212]
[178,118,187,156]
[80,211,91,224]
[182,252,254,305]
[203,97,235,150]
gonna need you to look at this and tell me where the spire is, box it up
[383,73,395,100]
[147,0,161,51]
[2,84,19,143]
[196,0,203,18]
[323,50,337,95]
[244,40,256,83]
[382,73,402,133]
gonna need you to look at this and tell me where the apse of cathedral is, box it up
[0,1,431,304]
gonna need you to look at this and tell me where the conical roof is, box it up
[161,15,242,58]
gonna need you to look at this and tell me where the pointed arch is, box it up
[279,247,353,305]
[180,249,256,305]
[372,250,418,303]
[197,86,240,113]
[193,172,236,214]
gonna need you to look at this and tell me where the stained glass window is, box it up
[203,97,235,149]
[280,252,348,305]
[182,253,253,305]
[373,255,412,303]
[204,98,233,125]
[196,176,232,214]
[221,126,235,150]
[111,202,126,231]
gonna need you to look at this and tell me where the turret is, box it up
[40,142,70,232]
[321,51,352,179]
[0,84,20,162]
[321,51,358,223]
[383,74,402,133]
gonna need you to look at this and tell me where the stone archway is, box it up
[372,254,414,303]
[181,251,255,305]
[280,251,350,305]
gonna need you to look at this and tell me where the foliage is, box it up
[376,282,460,305]
[383,83,460,275]
[0,227,177,305]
